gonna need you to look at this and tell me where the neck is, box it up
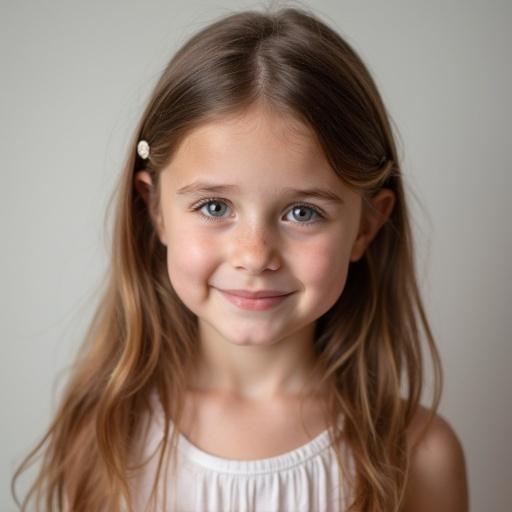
[187,320,326,402]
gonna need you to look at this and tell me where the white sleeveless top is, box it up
[129,393,355,512]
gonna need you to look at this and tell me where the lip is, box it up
[220,289,292,299]
[216,288,294,311]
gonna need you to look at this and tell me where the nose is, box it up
[228,224,281,273]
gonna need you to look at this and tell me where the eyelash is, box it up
[190,197,325,227]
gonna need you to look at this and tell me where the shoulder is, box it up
[402,404,469,512]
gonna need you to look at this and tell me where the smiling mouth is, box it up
[219,289,293,299]
[216,289,294,311]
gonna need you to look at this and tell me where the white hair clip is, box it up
[137,139,150,160]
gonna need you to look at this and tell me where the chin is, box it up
[216,326,283,347]
[224,334,279,346]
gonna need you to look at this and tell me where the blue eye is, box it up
[191,197,325,226]
[286,205,320,223]
[197,199,229,218]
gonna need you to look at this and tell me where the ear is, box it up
[349,188,396,262]
[134,170,167,246]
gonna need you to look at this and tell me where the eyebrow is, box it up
[176,181,344,204]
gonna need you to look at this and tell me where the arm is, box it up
[402,407,469,512]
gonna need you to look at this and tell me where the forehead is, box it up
[162,105,350,193]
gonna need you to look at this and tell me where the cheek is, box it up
[166,228,216,292]
[298,235,351,303]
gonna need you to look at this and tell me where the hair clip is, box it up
[137,139,150,160]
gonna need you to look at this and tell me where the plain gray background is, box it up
[2,0,511,510]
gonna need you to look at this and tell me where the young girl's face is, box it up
[139,104,372,348]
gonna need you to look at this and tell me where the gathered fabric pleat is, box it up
[129,392,354,512]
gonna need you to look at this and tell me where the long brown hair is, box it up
[11,4,442,511]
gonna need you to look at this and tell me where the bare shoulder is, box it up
[402,404,469,512]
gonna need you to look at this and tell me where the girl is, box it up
[11,5,468,512]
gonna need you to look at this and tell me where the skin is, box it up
[134,103,469,510]
[403,405,469,512]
